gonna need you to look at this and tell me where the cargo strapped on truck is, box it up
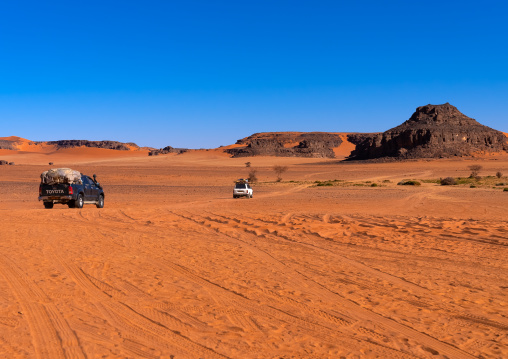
[41,168,82,185]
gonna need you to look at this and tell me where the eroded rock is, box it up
[349,103,508,160]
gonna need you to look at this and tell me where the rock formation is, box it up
[148,146,188,156]
[349,103,508,160]
[0,140,15,150]
[225,132,343,158]
[46,140,139,151]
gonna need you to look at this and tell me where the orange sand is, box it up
[0,149,507,358]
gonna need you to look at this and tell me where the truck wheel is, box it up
[96,195,104,208]
[43,202,54,209]
[75,194,84,209]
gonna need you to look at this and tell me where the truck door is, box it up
[82,176,92,200]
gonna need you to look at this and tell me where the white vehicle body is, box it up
[233,182,253,198]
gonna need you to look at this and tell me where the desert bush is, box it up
[470,185,477,188]
[468,165,483,178]
[440,177,457,186]
[371,183,378,187]
[504,188,508,192]
[248,169,258,183]
[245,162,251,168]
[316,181,334,186]
[382,180,391,183]
[273,165,288,182]
[397,180,421,186]
[496,171,503,178]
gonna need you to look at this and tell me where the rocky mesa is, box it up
[224,132,353,158]
[348,103,508,160]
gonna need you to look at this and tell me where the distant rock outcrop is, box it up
[46,140,139,151]
[349,103,508,160]
[148,146,188,156]
[0,140,15,150]
[225,132,343,158]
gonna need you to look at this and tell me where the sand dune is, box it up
[0,150,507,358]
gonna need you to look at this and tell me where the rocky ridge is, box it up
[225,132,345,158]
[349,103,508,160]
[148,146,188,156]
[46,140,140,151]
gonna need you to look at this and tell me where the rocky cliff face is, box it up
[225,132,343,158]
[46,140,139,151]
[349,103,508,160]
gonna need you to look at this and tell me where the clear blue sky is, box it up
[1,1,507,148]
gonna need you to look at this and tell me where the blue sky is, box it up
[1,1,507,148]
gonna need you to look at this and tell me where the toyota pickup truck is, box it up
[39,173,104,209]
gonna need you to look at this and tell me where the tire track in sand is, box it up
[173,211,418,359]
[0,255,86,359]
[45,247,229,359]
[181,211,476,359]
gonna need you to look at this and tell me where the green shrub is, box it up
[316,181,333,187]
[504,188,508,192]
[397,180,421,186]
[440,177,457,186]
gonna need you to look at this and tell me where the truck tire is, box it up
[75,194,84,209]
[43,201,54,209]
[96,195,104,208]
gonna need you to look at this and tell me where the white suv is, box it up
[233,180,253,199]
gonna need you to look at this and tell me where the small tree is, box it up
[248,169,258,183]
[245,162,251,168]
[273,165,288,182]
[468,165,483,178]
[496,171,503,179]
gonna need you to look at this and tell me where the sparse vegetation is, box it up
[421,179,441,184]
[496,171,503,178]
[314,179,344,187]
[397,180,421,186]
[273,165,288,182]
[440,177,457,186]
[468,165,483,178]
[245,162,251,168]
[370,183,378,187]
[382,180,391,183]
[248,169,258,183]
[504,188,508,192]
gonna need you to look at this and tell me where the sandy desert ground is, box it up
[0,148,507,358]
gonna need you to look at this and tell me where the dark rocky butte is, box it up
[348,103,508,160]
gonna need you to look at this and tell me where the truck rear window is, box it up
[235,184,247,189]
